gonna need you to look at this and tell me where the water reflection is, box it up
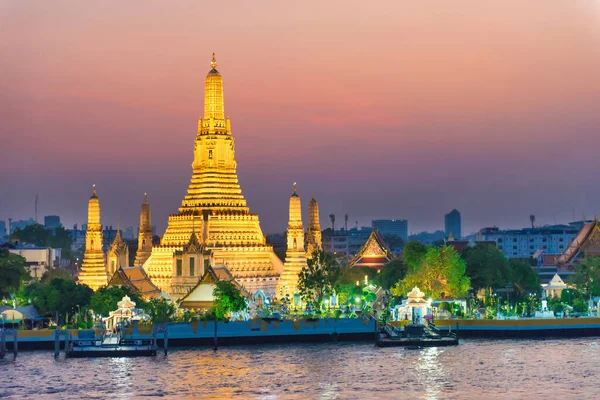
[1,340,600,399]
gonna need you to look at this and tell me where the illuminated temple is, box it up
[277,184,308,299]
[143,54,284,298]
[79,185,108,290]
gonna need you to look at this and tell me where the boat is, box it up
[66,328,157,358]
[376,322,459,348]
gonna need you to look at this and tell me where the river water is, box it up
[1,338,599,399]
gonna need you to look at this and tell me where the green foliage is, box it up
[375,259,408,290]
[394,245,470,298]
[509,259,540,297]
[41,267,73,283]
[572,256,600,297]
[144,298,176,323]
[11,224,49,246]
[212,280,247,320]
[24,278,92,322]
[298,250,339,309]
[91,286,146,317]
[336,266,377,286]
[382,234,404,251]
[402,241,427,270]
[0,248,29,299]
[462,244,512,293]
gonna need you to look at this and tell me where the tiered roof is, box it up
[347,229,394,270]
[557,218,600,267]
[179,265,249,309]
[108,266,162,299]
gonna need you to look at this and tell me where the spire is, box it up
[144,192,148,204]
[91,184,97,198]
[211,52,217,69]
[292,182,298,196]
[204,53,225,122]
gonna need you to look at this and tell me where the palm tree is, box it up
[344,214,349,232]
[329,214,335,232]
[529,215,535,229]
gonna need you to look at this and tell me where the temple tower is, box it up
[79,185,108,290]
[144,54,283,297]
[107,227,129,276]
[277,183,308,299]
[134,193,152,266]
[306,194,322,258]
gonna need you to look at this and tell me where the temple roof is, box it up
[109,230,128,255]
[108,266,161,299]
[557,218,600,266]
[179,264,249,309]
[347,229,394,270]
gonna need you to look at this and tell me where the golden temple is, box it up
[78,185,108,290]
[143,54,284,298]
[277,183,308,298]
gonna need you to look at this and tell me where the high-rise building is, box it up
[144,54,283,297]
[306,194,322,257]
[44,215,61,230]
[372,219,408,241]
[277,183,307,299]
[0,221,6,241]
[445,209,462,239]
[134,193,152,266]
[78,185,108,290]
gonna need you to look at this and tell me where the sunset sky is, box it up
[2,1,600,235]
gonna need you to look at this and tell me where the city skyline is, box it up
[2,1,600,235]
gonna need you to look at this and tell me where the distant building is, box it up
[322,227,371,257]
[471,223,582,259]
[409,230,446,245]
[372,219,408,241]
[445,209,462,239]
[44,215,61,230]
[0,221,6,242]
[9,246,62,280]
[9,218,37,234]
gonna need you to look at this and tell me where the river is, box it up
[1,338,599,399]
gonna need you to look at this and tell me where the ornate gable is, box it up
[184,233,203,253]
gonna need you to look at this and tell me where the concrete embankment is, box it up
[391,318,600,338]
[5,318,377,350]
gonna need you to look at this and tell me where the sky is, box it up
[1,1,600,236]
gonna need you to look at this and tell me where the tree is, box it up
[509,259,540,297]
[10,224,49,246]
[382,234,405,252]
[462,244,512,294]
[298,250,339,309]
[91,286,146,317]
[0,248,29,300]
[402,241,427,270]
[212,280,247,320]
[572,256,600,298]
[41,267,74,283]
[145,298,176,323]
[393,246,470,299]
[24,278,92,323]
[375,259,408,290]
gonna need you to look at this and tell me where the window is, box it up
[498,238,503,243]
[513,245,517,250]
[513,238,517,243]
[176,259,183,276]
[189,257,195,276]
[208,150,213,159]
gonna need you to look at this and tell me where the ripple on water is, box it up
[2,340,600,399]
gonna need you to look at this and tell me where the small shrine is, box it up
[393,287,431,323]
[103,295,139,331]
[543,274,567,298]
